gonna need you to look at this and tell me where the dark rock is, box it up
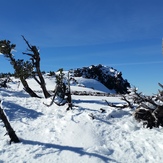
[72,64,130,94]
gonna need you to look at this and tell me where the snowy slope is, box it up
[72,77,116,93]
[0,77,163,163]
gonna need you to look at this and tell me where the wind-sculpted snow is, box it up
[0,77,163,163]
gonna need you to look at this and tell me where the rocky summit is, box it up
[71,64,130,94]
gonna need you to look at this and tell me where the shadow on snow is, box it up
[3,101,43,121]
[73,99,107,105]
[22,139,115,163]
[0,88,29,98]
[73,99,126,107]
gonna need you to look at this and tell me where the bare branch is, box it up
[21,35,32,50]
[22,52,34,57]
[158,83,163,89]
[104,99,128,109]
[121,95,134,108]
[43,86,59,107]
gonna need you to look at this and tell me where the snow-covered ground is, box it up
[1,76,163,163]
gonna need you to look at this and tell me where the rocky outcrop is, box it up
[72,64,130,94]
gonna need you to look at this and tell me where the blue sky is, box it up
[0,0,163,95]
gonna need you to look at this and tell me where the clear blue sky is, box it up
[0,0,163,95]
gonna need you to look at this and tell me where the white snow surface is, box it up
[0,76,163,163]
[72,77,116,93]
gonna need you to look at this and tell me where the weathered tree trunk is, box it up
[36,67,51,98]
[10,55,40,98]
[66,71,72,110]
[66,91,72,111]
[43,86,58,107]
[22,36,51,98]
[20,76,40,98]
[31,45,51,98]
[0,101,20,144]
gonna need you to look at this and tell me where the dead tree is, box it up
[104,99,129,109]
[130,86,163,129]
[43,71,73,110]
[0,100,20,144]
[0,40,40,98]
[134,108,156,129]
[104,85,163,129]
[134,105,163,129]
[22,36,51,98]
[43,85,64,107]
[65,71,72,110]
[104,94,134,109]
[43,85,72,109]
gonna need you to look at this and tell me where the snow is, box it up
[72,77,116,93]
[1,76,163,163]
